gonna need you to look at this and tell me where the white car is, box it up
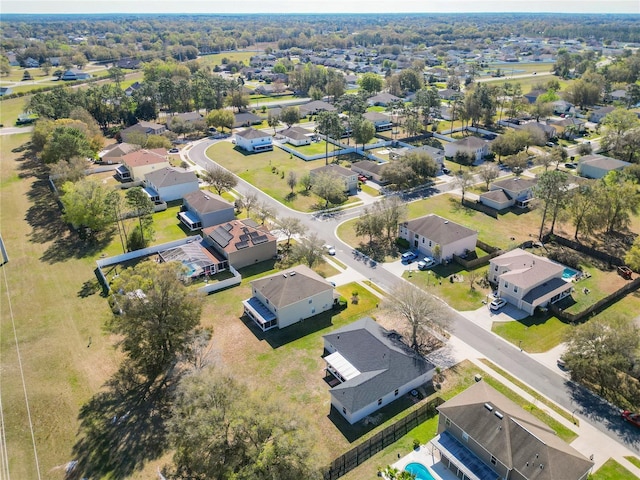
[489,298,507,311]
[417,257,436,270]
[324,245,336,255]
[401,251,418,263]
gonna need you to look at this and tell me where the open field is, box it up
[197,51,256,69]
[0,95,31,126]
[205,141,360,212]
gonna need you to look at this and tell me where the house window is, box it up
[462,432,469,442]
[415,234,419,239]
[394,389,399,396]
[429,241,432,247]
[490,456,497,466]
[309,299,312,304]
[343,407,346,414]
[514,286,518,293]
[494,266,498,271]
[445,418,451,427]
[504,282,509,288]
[378,398,382,405]
[265,299,269,304]
[422,238,425,243]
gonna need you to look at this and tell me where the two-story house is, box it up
[310,164,359,195]
[203,218,277,269]
[178,190,235,231]
[234,128,273,153]
[143,167,199,202]
[116,148,170,182]
[444,137,491,163]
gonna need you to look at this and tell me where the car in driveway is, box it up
[622,410,640,428]
[169,147,180,153]
[417,257,436,270]
[324,245,336,255]
[489,298,507,311]
[401,251,418,264]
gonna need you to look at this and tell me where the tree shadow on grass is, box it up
[67,366,173,480]
[40,229,114,264]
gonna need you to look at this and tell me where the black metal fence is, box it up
[323,397,444,480]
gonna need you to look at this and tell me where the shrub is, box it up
[396,237,410,249]
[548,250,581,269]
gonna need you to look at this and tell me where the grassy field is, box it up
[0,95,32,126]
[590,459,639,480]
[492,314,571,353]
[205,141,359,212]
[197,51,256,69]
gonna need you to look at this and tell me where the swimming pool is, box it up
[405,462,436,480]
[562,267,580,280]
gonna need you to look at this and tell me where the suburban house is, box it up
[577,154,632,179]
[310,164,358,195]
[549,117,586,139]
[233,112,264,128]
[166,111,204,130]
[234,128,274,153]
[351,160,388,184]
[143,167,199,202]
[523,89,545,104]
[479,177,538,211]
[179,190,235,231]
[99,142,138,164]
[444,137,491,162]
[508,121,557,141]
[323,317,435,424]
[159,236,229,278]
[120,121,166,142]
[551,99,575,116]
[243,264,334,331]
[0,87,13,97]
[489,248,573,315]
[298,100,337,117]
[398,214,478,263]
[203,218,277,269]
[588,106,616,124]
[124,81,143,96]
[367,92,401,106]
[363,111,393,131]
[389,145,445,169]
[116,148,170,182]
[435,381,593,480]
[437,88,462,101]
[60,69,91,81]
[279,126,314,146]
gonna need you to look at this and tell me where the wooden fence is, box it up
[323,397,444,480]
[541,234,624,267]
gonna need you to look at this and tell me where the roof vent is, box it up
[540,464,544,470]
[484,403,493,412]
[494,411,504,419]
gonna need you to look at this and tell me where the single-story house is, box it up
[24,57,40,68]
[166,111,204,130]
[549,117,586,139]
[179,190,235,231]
[367,92,402,107]
[279,126,313,146]
[99,142,139,164]
[437,88,462,101]
[351,160,388,184]
[577,154,632,179]
[124,81,143,96]
[479,177,538,211]
[363,111,393,131]
[117,58,141,69]
[489,248,573,315]
[144,167,199,202]
[158,236,229,278]
[120,121,166,143]
[510,121,557,141]
[243,264,334,331]
[608,89,628,102]
[234,128,273,153]
[551,99,575,116]
[116,148,170,181]
[523,89,545,104]
[588,106,616,124]
[398,214,478,263]
[233,112,263,128]
[0,87,13,97]
[61,69,91,81]
[390,145,445,168]
[298,100,337,117]
[444,136,491,163]
[323,317,435,424]
[435,381,593,480]
[203,218,277,270]
[310,164,358,195]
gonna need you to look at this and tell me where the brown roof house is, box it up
[243,264,334,331]
[479,177,538,211]
[398,214,477,264]
[203,218,276,270]
[179,190,235,231]
[322,317,435,424]
[489,248,573,315]
[120,121,166,143]
[434,381,593,480]
[310,164,358,195]
[116,148,170,181]
[99,142,139,165]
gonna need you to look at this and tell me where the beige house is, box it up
[435,381,593,480]
[243,264,335,331]
[203,219,276,269]
[444,137,490,162]
[310,164,358,195]
[479,177,537,211]
[99,142,138,164]
[577,154,631,179]
[489,249,573,315]
[398,214,478,264]
[116,148,170,181]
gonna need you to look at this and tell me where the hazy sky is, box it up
[2,0,639,14]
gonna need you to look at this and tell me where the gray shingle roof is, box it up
[491,177,537,194]
[145,167,198,188]
[405,214,477,245]
[323,317,434,413]
[251,264,333,309]
[183,190,233,215]
[438,381,593,480]
[579,154,631,171]
[235,127,271,139]
[312,163,355,178]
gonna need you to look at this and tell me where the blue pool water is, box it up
[562,267,580,280]
[405,462,436,480]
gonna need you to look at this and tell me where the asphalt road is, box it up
[189,138,640,455]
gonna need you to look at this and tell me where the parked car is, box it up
[169,147,179,153]
[324,245,336,255]
[622,410,640,428]
[442,167,451,175]
[617,266,633,280]
[401,251,418,264]
[564,162,576,169]
[489,298,507,311]
[417,257,436,270]
[556,358,567,369]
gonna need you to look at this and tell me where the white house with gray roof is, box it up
[435,381,593,480]
[444,136,491,163]
[323,317,435,424]
[363,111,393,131]
[577,154,631,179]
[144,167,199,202]
[243,264,334,331]
[489,249,573,315]
[279,126,313,146]
[479,177,538,211]
[399,214,478,264]
[234,128,273,153]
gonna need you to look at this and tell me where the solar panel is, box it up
[235,241,249,249]
[248,231,260,239]
[239,234,250,242]
[252,235,269,245]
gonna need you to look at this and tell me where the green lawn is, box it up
[492,314,570,353]
[197,51,255,69]
[0,95,31,126]
[205,141,359,212]
[590,459,639,480]
[625,457,640,470]
[292,140,331,156]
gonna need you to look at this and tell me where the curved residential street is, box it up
[187,138,640,464]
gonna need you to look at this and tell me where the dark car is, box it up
[622,410,640,428]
